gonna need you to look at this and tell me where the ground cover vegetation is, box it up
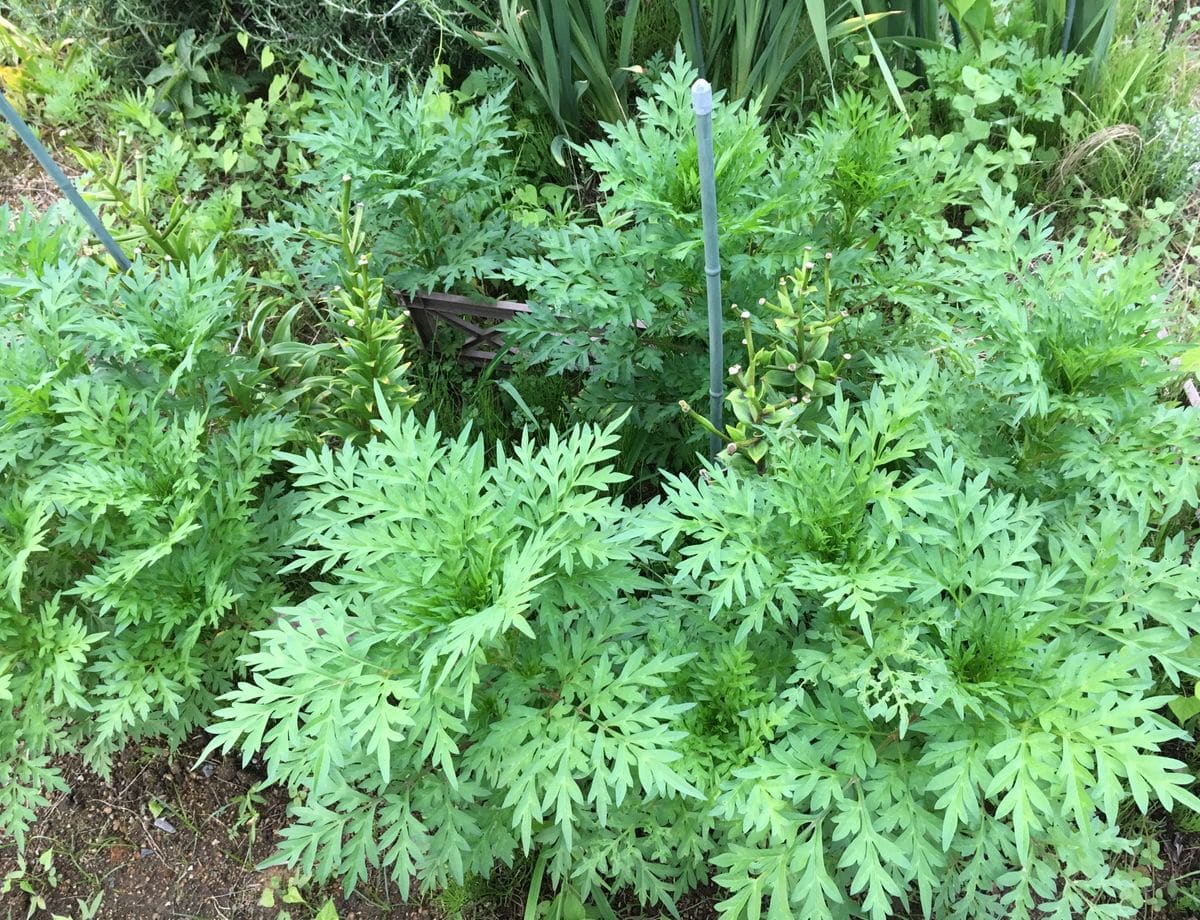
[2,0,1200,917]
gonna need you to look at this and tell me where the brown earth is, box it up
[0,734,720,920]
[0,736,431,920]
[0,141,66,214]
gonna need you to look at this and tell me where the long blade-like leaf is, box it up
[850,0,908,117]
[805,0,835,89]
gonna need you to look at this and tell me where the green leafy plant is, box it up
[9,0,445,74]
[74,132,243,264]
[905,183,1199,520]
[503,54,823,467]
[445,0,908,132]
[0,207,293,849]
[206,413,703,911]
[673,0,903,112]
[0,14,109,139]
[645,362,1200,918]
[443,0,645,137]
[1143,106,1200,202]
[1025,0,1117,75]
[130,41,1200,920]
[682,259,845,466]
[942,0,994,50]
[275,59,527,296]
[921,36,1085,191]
[144,28,227,121]
[249,181,418,446]
[504,62,956,470]
[72,38,312,261]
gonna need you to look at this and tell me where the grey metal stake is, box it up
[0,87,131,271]
[692,78,723,458]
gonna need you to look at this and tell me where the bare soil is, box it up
[0,734,720,920]
[0,141,67,214]
[0,736,429,920]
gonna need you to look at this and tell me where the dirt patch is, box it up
[0,729,719,920]
[0,140,68,215]
[0,735,433,920]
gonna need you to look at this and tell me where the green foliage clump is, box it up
[71,40,313,263]
[0,208,293,848]
[1144,107,1200,202]
[208,304,1200,918]
[266,61,527,297]
[906,185,1198,516]
[503,55,820,466]
[206,160,1200,918]
[251,182,419,447]
[655,373,1200,919]
[920,37,1085,192]
[4,25,1200,920]
[504,59,981,470]
[206,414,704,909]
[9,0,445,73]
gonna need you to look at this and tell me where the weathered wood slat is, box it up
[398,290,649,366]
[399,290,529,365]
[414,291,530,320]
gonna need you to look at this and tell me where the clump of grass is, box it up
[409,351,575,450]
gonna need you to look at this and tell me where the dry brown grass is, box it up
[1052,123,1144,192]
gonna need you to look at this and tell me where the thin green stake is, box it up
[692,78,723,457]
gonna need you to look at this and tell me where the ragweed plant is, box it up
[206,414,703,910]
[899,183,1200,521]
[503,53,828,467]
[646,370,1200,920]
[0,207,293,847]
[276,60,528,296]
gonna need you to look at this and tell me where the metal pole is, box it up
[0,88,131,271]
[1061,0,1077,56]
[692,79,723,458]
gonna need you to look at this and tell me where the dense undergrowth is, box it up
[2,1,1200,918]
